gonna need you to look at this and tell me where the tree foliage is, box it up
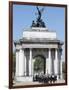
[34,56,44,73]
[13,53,16,75]
[62,61,65,73]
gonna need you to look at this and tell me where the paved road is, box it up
[13,80,65,86]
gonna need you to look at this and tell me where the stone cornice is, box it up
[14,37,64,47]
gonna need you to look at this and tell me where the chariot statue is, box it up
[31,6,46,27]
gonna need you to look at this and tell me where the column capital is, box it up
[55,48,62,51]
[48,48,51,54]
[48,48,51,50]
[55,48,58,50]
[30,48,32,50]
[55,48,58,58]
[22,48,25,50]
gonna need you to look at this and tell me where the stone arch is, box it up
[33,54,46,75]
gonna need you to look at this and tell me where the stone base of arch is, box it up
[15,76,33,82]
[15,48,63,82]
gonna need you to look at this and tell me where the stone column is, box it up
[15,50,19,76]
[51,49,55,75]
[46,58,48,75]
[59,49,63,79]
[60,59,62,79]
[48,48,52,75]
[29,48,33,76]
[24,54,26,76]
[54,49,59,80]
[18,48,25,76]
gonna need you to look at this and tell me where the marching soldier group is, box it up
[33,74,57,83]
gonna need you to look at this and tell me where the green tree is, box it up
[13,52,16,76]
[62,61,65,73]
[34,56,44,74]
[62,61,65,79]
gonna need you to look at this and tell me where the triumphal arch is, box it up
[14,6,63,82]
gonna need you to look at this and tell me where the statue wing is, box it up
[36,6,39,11]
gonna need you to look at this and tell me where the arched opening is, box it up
[33,55,46,75]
